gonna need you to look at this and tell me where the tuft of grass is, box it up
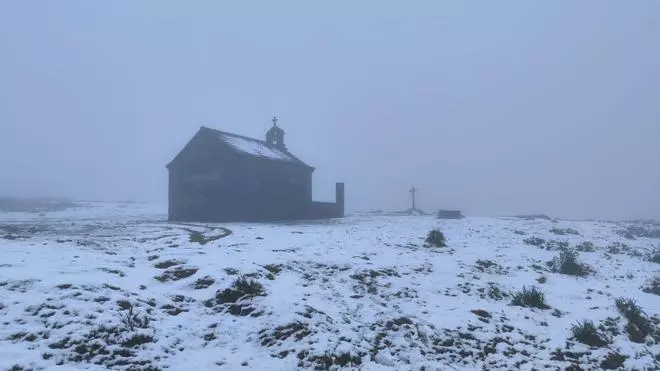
[103,283,121,291]
[615,297,643,321]
[511,286,550,309]
[425,229,446,247]
[263,264,284,275]
[475,260,497,272]
[214,276,266,305]
[571,320,610,347]
[116,300,132,311]
[99,268,125,277]
[233,276,265,297]
[615,297,653,343]
[224,267,239,275]
[487,284,508,301]
[552,249,590,277]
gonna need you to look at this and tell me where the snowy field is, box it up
[1,203,660,370]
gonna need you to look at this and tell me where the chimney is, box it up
[335,182,345,217]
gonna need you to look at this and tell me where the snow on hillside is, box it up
[1,204,659,370]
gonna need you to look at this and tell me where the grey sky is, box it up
[1,1,659,220]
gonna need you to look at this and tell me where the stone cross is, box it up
[410,187,418,210]
[272,116,279,126]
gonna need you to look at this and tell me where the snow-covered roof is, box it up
[205,127,312,168]
[220,134,294,162]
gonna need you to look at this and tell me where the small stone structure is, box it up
[436,210,465,219]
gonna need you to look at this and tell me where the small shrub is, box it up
[619,231,636,240]
[575,241,596,252]
[523,237,546,247]
[552,249,590,277]
[600,352,628,370]
[189,231,206,244]
[524,237,569,251]
[121,334,154,348]
[642,276,660,296]
[571,320,609,347]
[511,286,550,309]
[116,300,132,311]
[233,276,265,297]
[154,266,198,282]
[607,242,630,255]
[119,303,150,331]
[425,229,446,247]
[550,227,580,236]
[546,240,569,251]
[173,267,197,279]
[154,259,184,269]
[193,276,215,289]
[647,248,660,264]
[618,225,660,240]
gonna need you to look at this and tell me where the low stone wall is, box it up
[305,201,342,220]
[437,210,464,219]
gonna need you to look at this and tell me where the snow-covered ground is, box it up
[1,203,659,370]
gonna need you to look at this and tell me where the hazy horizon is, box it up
[2,1,659,220]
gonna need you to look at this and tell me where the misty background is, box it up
[1,1,658,220]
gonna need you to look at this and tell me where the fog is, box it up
[1,1,659,220]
